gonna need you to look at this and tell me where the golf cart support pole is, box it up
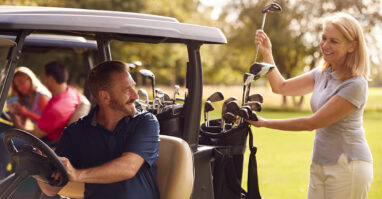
[96,35,111,61]
[184,42,203,150]
[0,30,30,113]
[185,42,215,199]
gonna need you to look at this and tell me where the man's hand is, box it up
[59,157,79,182]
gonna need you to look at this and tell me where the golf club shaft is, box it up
[253,13,267,63]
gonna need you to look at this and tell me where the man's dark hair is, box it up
[44,61,68,83]
[88,60,129,99]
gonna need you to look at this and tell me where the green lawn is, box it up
[207,110,381,199]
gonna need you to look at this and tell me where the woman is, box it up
[8,66,51,125]
[248,13,373,199]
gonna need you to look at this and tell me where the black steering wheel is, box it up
[0,129,68,199]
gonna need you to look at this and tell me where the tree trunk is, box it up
[292,96,304,110]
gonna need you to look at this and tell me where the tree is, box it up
[211,0,382,108]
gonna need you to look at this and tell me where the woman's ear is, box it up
[347,41,358,53]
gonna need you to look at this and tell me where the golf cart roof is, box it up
[0,6,227,44]
[0,34,97,52]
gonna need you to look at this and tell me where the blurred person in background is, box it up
[8,66,51,126]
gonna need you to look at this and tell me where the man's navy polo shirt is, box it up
[55,107,160,199]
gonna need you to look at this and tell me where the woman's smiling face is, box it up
[320,23,354,69]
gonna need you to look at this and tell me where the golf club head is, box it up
[139,69,155,80]
[163,92,171,101]
[133,61,142,67]
[204,101,215,113]
[139,69,155,98]
[138,88,149,103]
[207,91,224,102]
[248,111,258,121]
[238,107,249,120]
[242,105,258,121]
[247,93,264,103]
[226,101,241,116]
[223,112,236,124]
[173,85,180,101]
[244,73,255,86]
[245,101,262,112]
[222,97,237,116]
[127,63,136,69]
[155,88,165,98]
[262,3,282,13]
[204,101,214,126]
[250,62,275,80]
[241,105,252,115]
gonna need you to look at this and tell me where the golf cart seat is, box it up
[157,135,194,199]
[67,98,91,126]
[58,135,194,199]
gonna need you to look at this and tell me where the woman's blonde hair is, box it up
[11,66,51,105]
[320,12,370,81]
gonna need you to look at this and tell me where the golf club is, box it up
[204,91,224,127]
[250,62,275,80]
[127,61,142,69]
[253,3,282,63]
[250,3,281,80]
[247,93,263,103]
[207,91,224,102]
[245,101,262,112]
[239,107,250,120]
[139,69,155,98]
[138,88,149,105]
[221,97,238,130]
[243,73,255,105]
[204,101,214,127]
[223,112,236,125]
[163,92,171,102]
[242,105,258,121]
[223,112,236,131]
[226,101,243,125]
[173,85,180,102]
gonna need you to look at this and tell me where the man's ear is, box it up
[348,41,358,53]
[98,90,110,105]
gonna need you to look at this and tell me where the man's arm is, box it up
[63,152,144,183]
[38,152,144,196]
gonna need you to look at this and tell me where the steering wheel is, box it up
[2,128,69,186]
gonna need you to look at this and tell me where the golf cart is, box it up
[0,6,262,199]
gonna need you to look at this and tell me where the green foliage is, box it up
[212,0,382,83]
[2,0,381,86]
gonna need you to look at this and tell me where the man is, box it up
[0,61,89,178]
[38,61,160,199]
[22,61,90,141]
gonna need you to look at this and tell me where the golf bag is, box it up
[152,104,184,138]
[200,119,261,199]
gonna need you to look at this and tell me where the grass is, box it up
[153,85,382,198]
[206,110,381,199]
